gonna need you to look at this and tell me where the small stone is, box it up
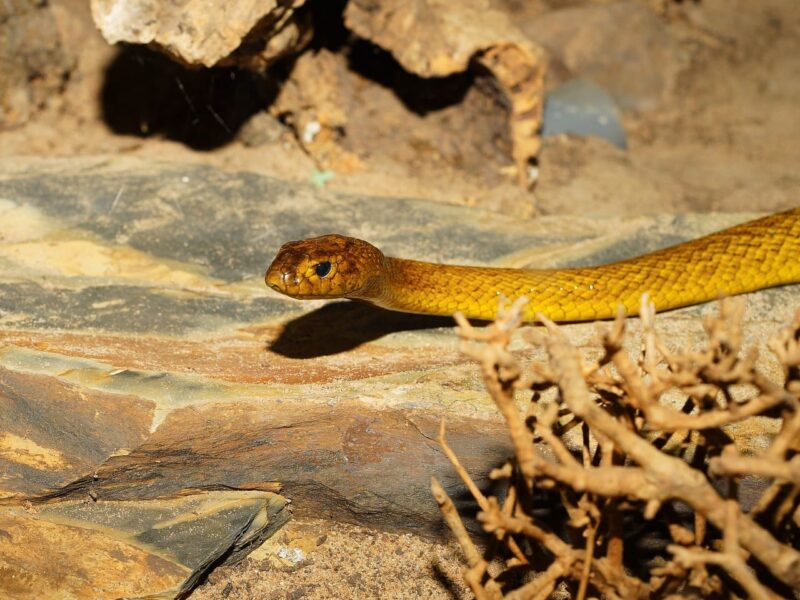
[543,78,627,149]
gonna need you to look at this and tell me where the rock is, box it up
[0,0,75,128]
[239,112,291,148]
[0,491,289,599]
[345,0,532,77]
[90,0,547,182]
[270,49,364,173]
[0,367,153,498]
[344,0,547,181]
[542,78,627,149]
[0,156,796,587]
[43,402,513,535]
[90,0,311,67]
[521,1,684,111]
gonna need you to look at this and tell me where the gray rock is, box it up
[543,78,627,148]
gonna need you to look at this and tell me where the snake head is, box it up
[265,234,386,300]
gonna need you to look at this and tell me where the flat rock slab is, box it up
[0,490,289,599]
[0,157,797,591]
[43,401,513,535]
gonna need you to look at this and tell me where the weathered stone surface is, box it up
[520,1,683,111]
[91,0,309,67]
[0,0,75,128]
[0,367,153,498]
[0,490,289,599]
[0,157,797,592]
[344,0,546,179]
[345,0,530,77]
[42,401,512,534]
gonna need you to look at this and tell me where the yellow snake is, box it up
[265,208,800,322]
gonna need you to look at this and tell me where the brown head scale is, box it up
[265,234,386,299]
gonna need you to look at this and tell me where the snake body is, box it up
[265,208,800,322]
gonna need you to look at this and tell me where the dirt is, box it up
[3,1,797,218]
[2,0,798,598]
[192,518,472,600]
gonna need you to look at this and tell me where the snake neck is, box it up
[377,257,598,321]
[373,208,800,322]
[376,257,511,319]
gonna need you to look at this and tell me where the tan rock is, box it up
[0,491,289,599]
[0,1,75,128]
[89,0,546,180]
[90,0,309,67]
[345,0,547,180]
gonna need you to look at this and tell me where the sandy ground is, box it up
[2,0,798,598]
[192,519,473,600]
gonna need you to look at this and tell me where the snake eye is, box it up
[315,261,332,278]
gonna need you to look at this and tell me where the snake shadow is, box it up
[269,300,477,358]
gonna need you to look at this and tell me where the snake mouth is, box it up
[264,265,293,294]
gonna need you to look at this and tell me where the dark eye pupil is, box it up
[315,261,332,278]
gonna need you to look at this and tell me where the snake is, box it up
[265,208,800,322]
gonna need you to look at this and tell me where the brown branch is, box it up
[431,476,484,569]
[540,315,800,590]
[767,407,800,460]
[668,546,777,600]
[710,449,800,484]
[483,505,643,598]
[455,310,538,484]
[639,391,792,432]
[503,559,572,600]
[436,299,800,598]
[503,559,565,600]
[534,461,662,500]
[576,523,598,600]
[437,419,490,511]
[430,477,502,600]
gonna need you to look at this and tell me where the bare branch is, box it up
[435,300,800,598]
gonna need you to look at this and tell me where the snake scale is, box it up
[265,208,800,322]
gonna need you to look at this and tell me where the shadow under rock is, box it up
[269,300,465,358]
[101,45,277,150]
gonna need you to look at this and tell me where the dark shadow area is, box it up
[430,561,466,599]
[346,39,475,115]
[269,301,467,358]
[619,502,691,580]
[307,0,350,51]
[101,45,277,150]
[308,0,476,115]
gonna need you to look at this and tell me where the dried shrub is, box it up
[433,297,800,599]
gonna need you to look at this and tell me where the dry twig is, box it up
[434,299,800,598]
